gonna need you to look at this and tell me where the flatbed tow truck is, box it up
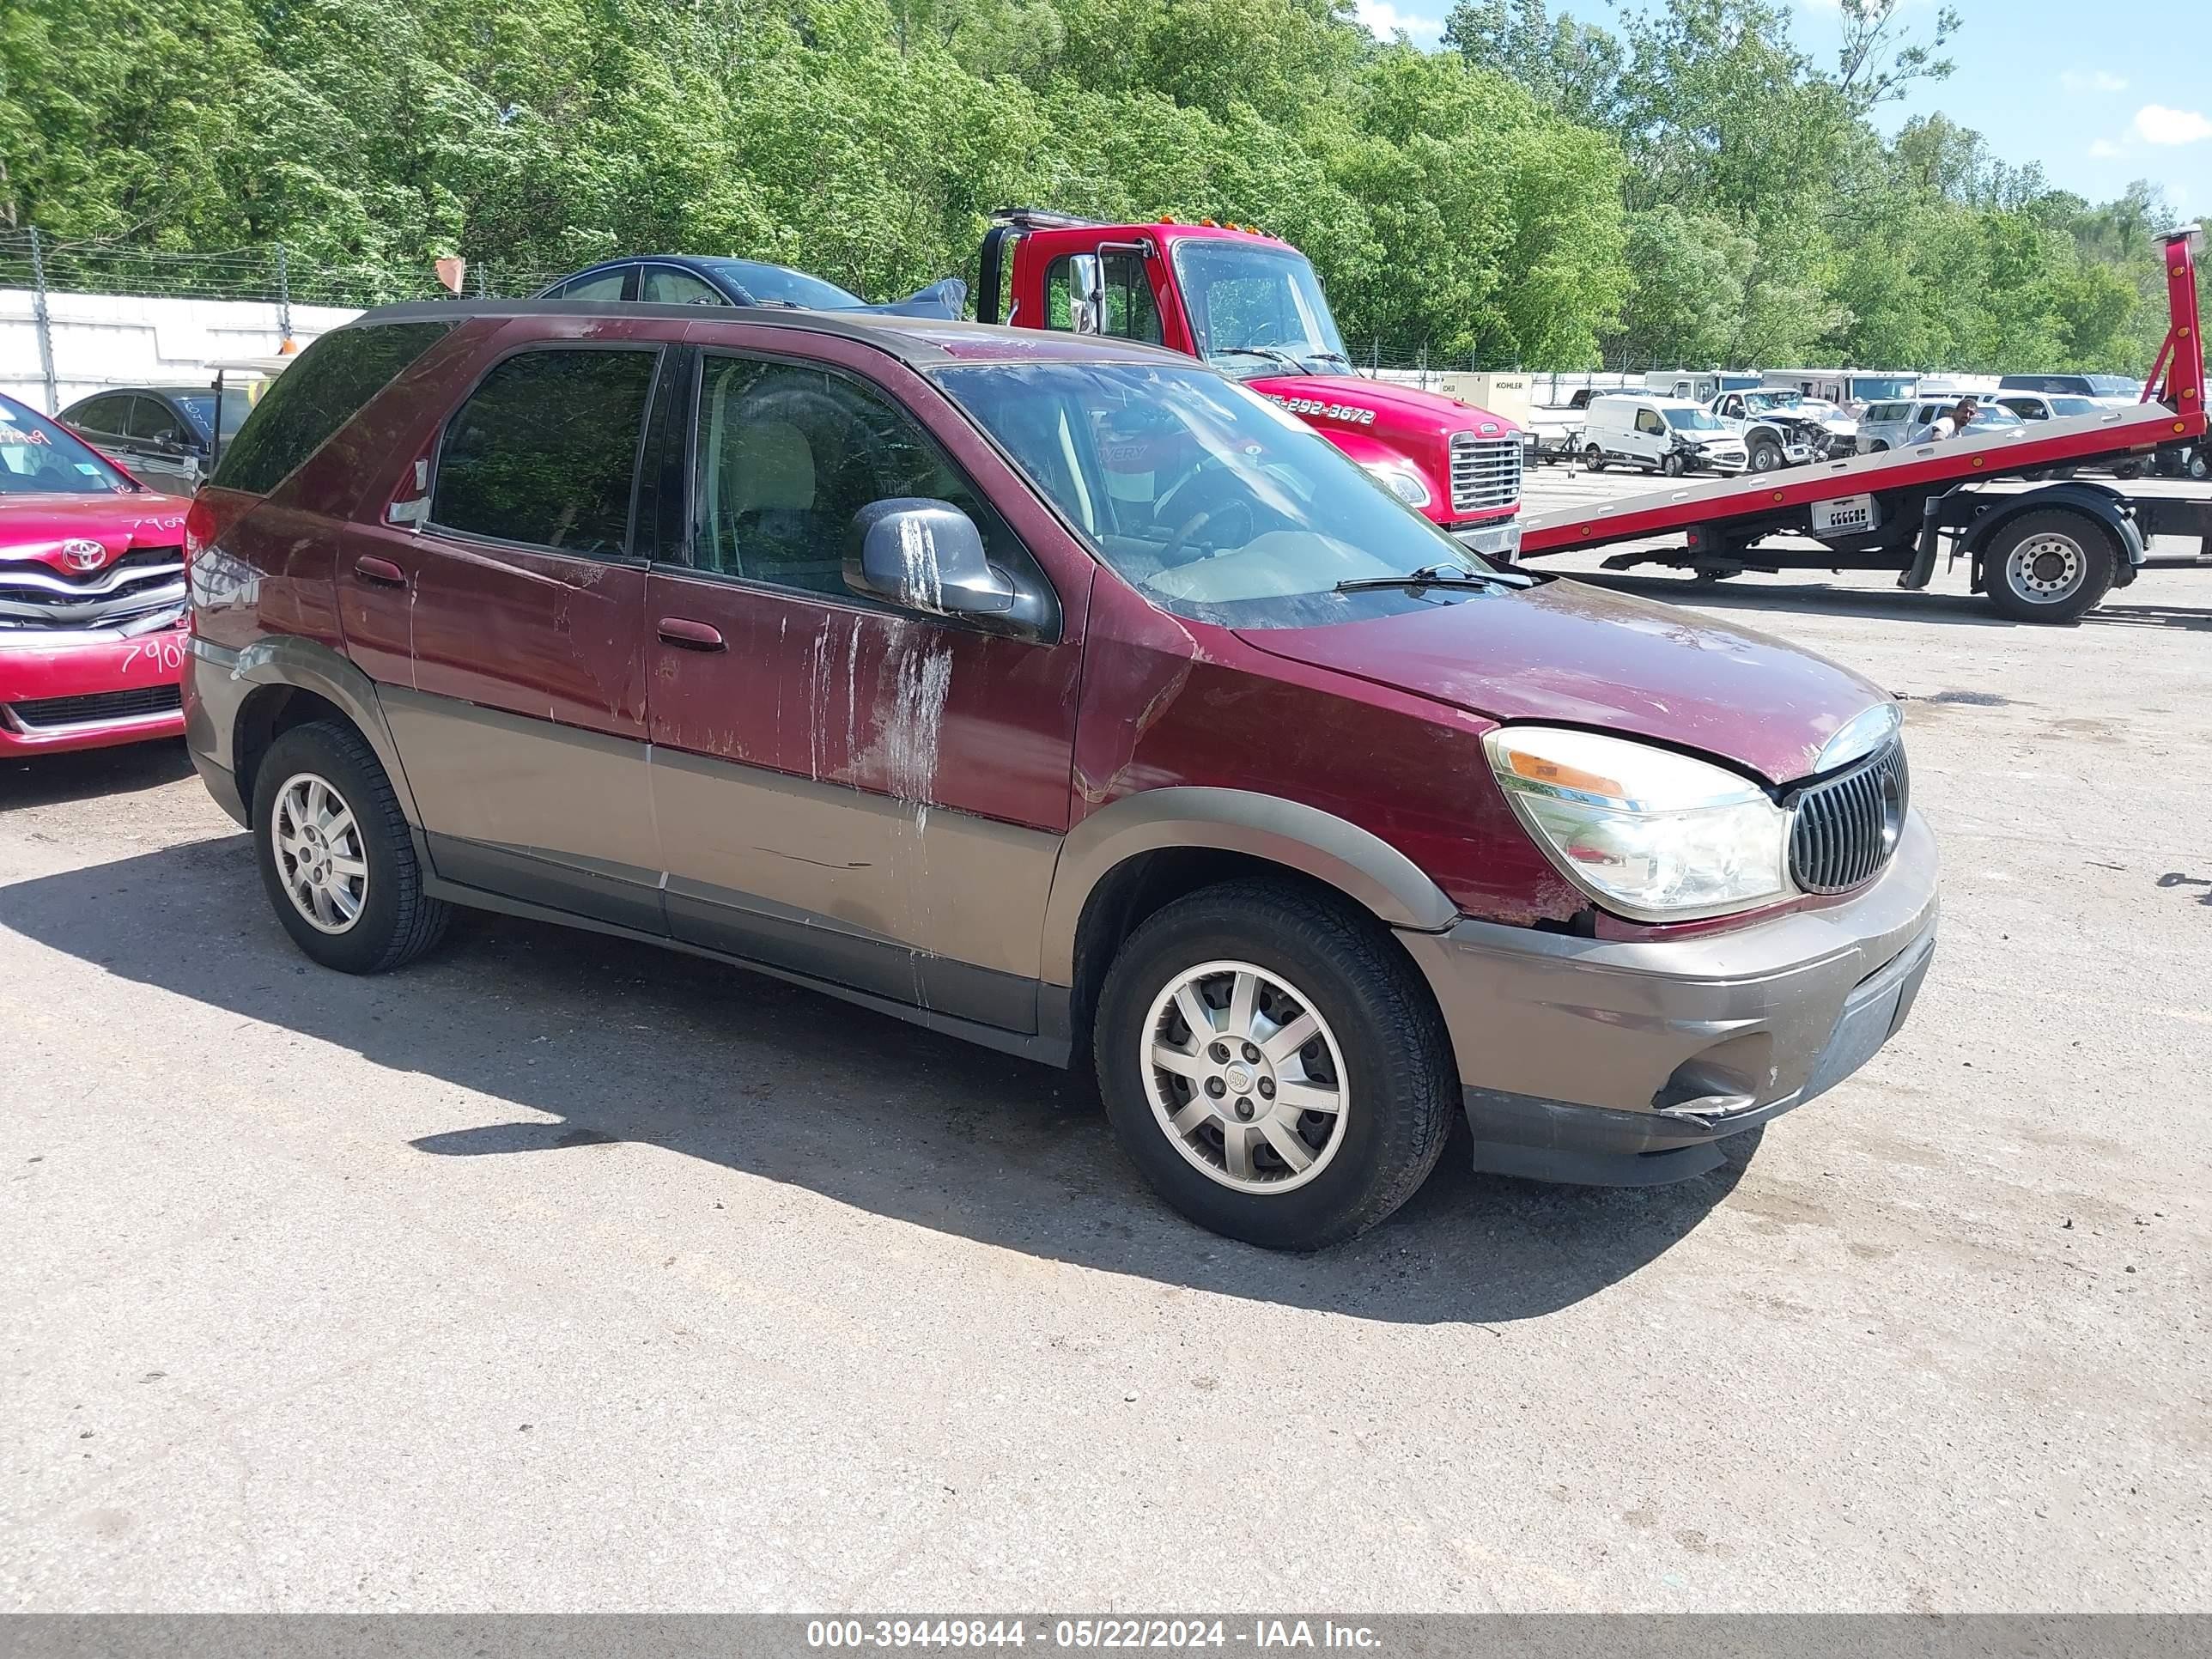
[1512,229,2209,623]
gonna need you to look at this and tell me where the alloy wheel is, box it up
[271,770,370,933]
[1140,959,1349,1194]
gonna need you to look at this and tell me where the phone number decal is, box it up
[1265,395,1376,427]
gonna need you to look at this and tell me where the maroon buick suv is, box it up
[183,301,1937,1249]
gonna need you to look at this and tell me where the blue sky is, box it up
[1356,0,2212,216]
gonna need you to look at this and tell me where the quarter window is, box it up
[430,348,660,557]
[690,354,1046,611]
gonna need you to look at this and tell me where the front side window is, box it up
[215,321,453,495]
[1636,409,1667,435]
[1042,253,1163,345]
[430,348,660,557]
[128,397,191,446]
[936,361,1499,629]
[1168,240,1349,374]
[690,355,1042,608]
[0,393,134,495]
[641,266,727,306]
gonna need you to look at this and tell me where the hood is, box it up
[0,491,194,572]
[1248,371,1520,440]
[1235,579,1887,785]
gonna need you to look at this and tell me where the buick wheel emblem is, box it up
[62,538,107,572]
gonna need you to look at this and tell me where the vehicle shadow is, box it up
[0,836,1753,1326]
[0,738,195,809]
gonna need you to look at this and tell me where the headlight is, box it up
[1483,726,1790,921]
[1359,460,1431,508]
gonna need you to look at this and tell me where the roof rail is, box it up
[988,207,1102,230]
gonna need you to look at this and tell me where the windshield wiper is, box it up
[1215,345,1304,371]
[1308,349,1353,368]
[1335,562,1514,595]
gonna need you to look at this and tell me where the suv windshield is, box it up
[0,393,135,495]
[936,361,1498,629]
[701,259,865,310]
[1849,377,1915,403]
[1665,406,1727,430]
[1169,240,1350,374]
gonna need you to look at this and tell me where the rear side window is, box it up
[213,322,453,495]
[429,347,660,557]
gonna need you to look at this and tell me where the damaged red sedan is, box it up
[183,303,1938,1249]
[1,393,191,757]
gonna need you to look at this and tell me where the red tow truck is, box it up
[976,209,1525,556]
[1514,228,2209,623]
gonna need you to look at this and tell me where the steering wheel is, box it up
[1241,319,1286,348]
[1158,498,1254,567]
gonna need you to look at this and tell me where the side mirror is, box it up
[1067,253,1104,336]
[846,499,1015,617]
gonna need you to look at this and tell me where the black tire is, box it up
[1092,880,1457,1250]
[2189,450,2209,482]
[1869,441,1890,453]
[1660,453,1685,477]
[1748,439,1784,472]
[1583,443,1607,472]
[1982,508,2118,624]
[252,720,450,973]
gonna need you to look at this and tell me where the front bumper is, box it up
[0,625,187,756]
[1452,517,1522,558]
[1397,808,1939,1186]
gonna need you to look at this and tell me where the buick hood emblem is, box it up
[61,538,108,572]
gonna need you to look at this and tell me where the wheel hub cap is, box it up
[1141,959,1349,1195]
[2008,535,2082,601]
[272,771,369,935]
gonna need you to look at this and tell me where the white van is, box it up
[1582,395,1749,476]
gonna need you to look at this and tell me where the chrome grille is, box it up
[0,547,185,632]
[7,684,182,732]
[1449,434,1521,517]
[1790,739,1909,894]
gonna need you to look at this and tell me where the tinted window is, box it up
[214,322,453,495]
[641,266,726,305]
[127,397,190,444]
[430,348,659,556]
[70,394,131,435]
[692,354,1043,607]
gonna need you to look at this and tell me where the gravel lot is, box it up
[4,468,2209,1612]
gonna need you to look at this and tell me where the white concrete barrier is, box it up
[0,289,362,413]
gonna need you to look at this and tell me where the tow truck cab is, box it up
[977,210,1522,556]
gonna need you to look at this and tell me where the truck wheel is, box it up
[1984,509,2118,624]
[252,720,451,974]
[1092,880,1455,1251]
[1583,444,1607,472]
[1748,439,1784,472]
[2189,449,2209,482]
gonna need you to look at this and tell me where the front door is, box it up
[643,338,1088,1030]
[342,337,668,930]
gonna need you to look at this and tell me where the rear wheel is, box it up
[1983,509,2118,624]
[1093,881,1456,1250]
[252,720,450,973]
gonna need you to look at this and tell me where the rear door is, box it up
[341,325,668,930]
[641,326,1090,1030]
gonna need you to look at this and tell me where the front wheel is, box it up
[1660,453,1686,477]
[1748,439,1784,472]
[252,720,451,973]
[1583,443,1607,472]
[1983,509,2118,624]
[1093,881,1456,1250]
